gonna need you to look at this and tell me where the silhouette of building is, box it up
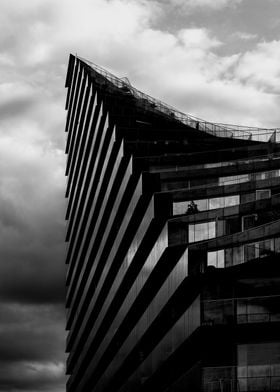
[64,53,280,392]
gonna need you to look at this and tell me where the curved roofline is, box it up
[76,54,280,143]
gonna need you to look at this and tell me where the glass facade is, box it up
[205,237,280,269]
[203,364,280,392]
[203,295,280,326]
[237,343,280,391]
[64,54,280,392]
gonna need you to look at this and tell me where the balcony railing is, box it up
[202,294,280,326]
[208,239,280,269]
[203,365,280,391]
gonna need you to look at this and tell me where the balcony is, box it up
[207,240,280,269]
[202,294,280,326]
[203,365,280,391]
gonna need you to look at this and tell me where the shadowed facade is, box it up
[64,53,280,392]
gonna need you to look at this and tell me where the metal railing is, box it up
[202,294,280,326]
[203,365,280,391]
[204,376,280,392]
[77,55,280,143]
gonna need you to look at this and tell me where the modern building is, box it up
[64,53,280,392]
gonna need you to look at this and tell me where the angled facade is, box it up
[64,53,280,392]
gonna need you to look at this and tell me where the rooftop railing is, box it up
[77,55,280,143]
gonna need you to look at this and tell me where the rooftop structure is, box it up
[64,53,280,392]
[77,55,279,142]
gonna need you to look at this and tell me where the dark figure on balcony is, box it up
[186,200,199,214]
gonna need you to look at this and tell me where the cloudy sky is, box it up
[0,0,280,391]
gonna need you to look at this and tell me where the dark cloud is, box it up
[0,254,65,304]
[0,303,66,391]
[0,360,65,392]
[0,303,65,361]
[0,139,66,304]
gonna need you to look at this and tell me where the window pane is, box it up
[195,223,208,241]
[207,251,217,267]
[242,214,256,230]
[241,193,255,203]
[189,221,216,242]
[217,250,224,268]
[209,197,224,209]
[196,199,208,211]
[189,224,195,243]
[225,195,240,207]
[207,250,224,268]
[208,222,216,239]
[256,189,271,200]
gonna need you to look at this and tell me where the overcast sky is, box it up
[0,0,280,391]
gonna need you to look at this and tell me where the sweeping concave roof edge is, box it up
[66,53,280,143]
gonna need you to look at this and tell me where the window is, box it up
[256,189,271,200]
[219,174,249,186]
[242,214,257,231]
[258,239,274,258]
[209,195,240,210]
[189,221,216,243]
[207,250,224,268]
[225,195,240,207]
[255,172,267,180]
[241,192,255,204]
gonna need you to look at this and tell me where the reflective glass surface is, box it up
[203,364,280,392]
[207,250,225,268]
[189,222,216,243]
[224,238,279,267]
[219,174,249,186]
[203,295,280,326]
